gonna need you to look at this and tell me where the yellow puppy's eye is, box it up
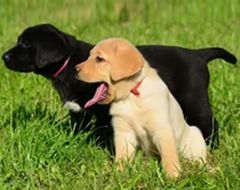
[96,56,105,63]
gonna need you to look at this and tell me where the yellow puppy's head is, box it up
[76,38,144,105]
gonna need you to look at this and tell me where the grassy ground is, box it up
[0,0,239,189]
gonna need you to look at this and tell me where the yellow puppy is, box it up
[76,38,207,178]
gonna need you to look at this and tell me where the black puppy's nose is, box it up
[2,53,11,62]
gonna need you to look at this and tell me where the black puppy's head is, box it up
[2,24,70,73]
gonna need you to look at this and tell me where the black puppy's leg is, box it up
[192,112,219,149]
[70,110,108,146]
[69,110,94,133]
[89,105,114,154]
[69,109,114,153]
[183,102,219,149]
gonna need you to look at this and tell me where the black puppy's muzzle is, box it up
[2,51,35,72]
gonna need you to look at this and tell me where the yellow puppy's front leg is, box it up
[150,126,181,178]
[112,117,138,170]
[145,90,181,178]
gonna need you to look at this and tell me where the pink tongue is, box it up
[84,83,108,108]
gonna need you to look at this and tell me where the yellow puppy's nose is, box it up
[75,64,81,72]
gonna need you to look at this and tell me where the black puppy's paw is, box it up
[63,101,82,112]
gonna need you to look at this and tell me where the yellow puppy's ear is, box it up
[110,45,144,81]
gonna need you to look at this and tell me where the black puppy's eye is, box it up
[96,56,105,63]
[21,41,31,48]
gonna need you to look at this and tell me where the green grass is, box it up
[0,0,240,189]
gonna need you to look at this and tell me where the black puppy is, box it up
[2,24,237,149]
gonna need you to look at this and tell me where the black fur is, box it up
[2,24,237,149]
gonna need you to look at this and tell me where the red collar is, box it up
[53,57,70,78]
[130,80,143,96]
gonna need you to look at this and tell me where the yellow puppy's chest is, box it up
[111,94,144,124]
[110,94,155,152]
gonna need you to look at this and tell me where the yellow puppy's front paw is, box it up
[166,167,181,179]
[165,162,181,179]
[115,159,125,172]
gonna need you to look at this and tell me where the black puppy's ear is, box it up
[36,27,69,68]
